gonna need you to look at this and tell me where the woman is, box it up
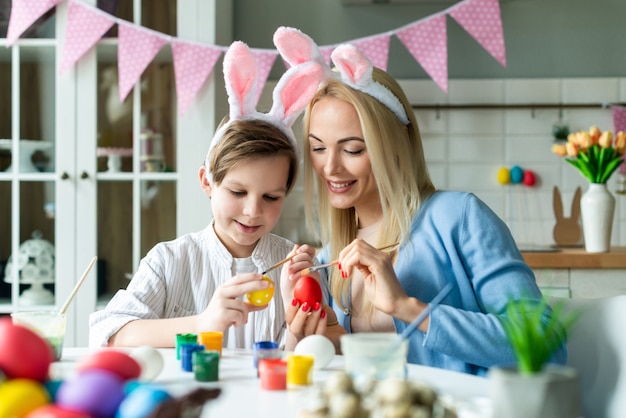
[277,30,564,376]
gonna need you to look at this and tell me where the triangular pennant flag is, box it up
[353,34,391,71]
[250,48,278,105]
[118,22,168,102]
[172,41,223,116]
[59,0,116,74]
[5,0,62,46]
[396,14,448,93]
[612,106,626,133]
[449,0,507,67]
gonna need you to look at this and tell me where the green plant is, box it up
[499,298,579,375]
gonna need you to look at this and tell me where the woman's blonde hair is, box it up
[209,118,299,193]
[302,67,435,311]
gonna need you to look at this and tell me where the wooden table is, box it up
[522,246,626,269]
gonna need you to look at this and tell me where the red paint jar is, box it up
[258,358,287,390]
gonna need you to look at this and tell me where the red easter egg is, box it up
[0,318,52,382]
[27,405,91,418]
[77,349,141,381]
[523,170,536,187]
[293,276,323,307]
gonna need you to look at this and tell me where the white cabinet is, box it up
[534,268,626,299]
[1,1,226,346]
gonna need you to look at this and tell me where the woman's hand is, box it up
[279,244,317,310]
[196,273,269,332]
[339,239,411,317]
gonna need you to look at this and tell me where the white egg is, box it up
[130,346,164,381]
[294,335,335,369]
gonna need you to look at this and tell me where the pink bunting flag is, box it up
[172,41,223,116]
[250,48,278,105]
[353,34,391,71]
[612,106,626,134]
[59,0,116,74]
[118,22,169,102]
[396,14,448,93]
[5,0,63,46]
[448,0,507,67]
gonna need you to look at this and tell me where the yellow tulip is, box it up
[551,143,567,156]
[566,141,579,157]
[589,125,601,143]
[615,131,626,154]
[598,130,613,148]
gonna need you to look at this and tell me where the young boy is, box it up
[89,41,325,349]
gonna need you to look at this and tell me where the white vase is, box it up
[580,183,615,253]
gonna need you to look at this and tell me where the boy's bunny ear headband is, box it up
[205,40,325,180]
[273,26,410,126]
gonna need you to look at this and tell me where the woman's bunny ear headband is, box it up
[273,26,410,126]
[205,40,325,179]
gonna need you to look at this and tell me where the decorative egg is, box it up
[497,167,510,185]
[77,349,141,381]
[523,170,536,187]
[130,346,164,381]
[510,165,524,184]
[0,318,52,382]
[117,384,172,418]
[293,276,323,307]
[0,378,49,417]
[246,276,275,306]
[26,404,91,418]
[56,370,125,418]
[294,335,335,369]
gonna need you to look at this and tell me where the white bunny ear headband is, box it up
[205,40,325,179]
[273,26,410,126]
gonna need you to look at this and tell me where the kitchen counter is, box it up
[522,246,626,269]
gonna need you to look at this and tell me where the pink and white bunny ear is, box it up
[269,61,325,129]
[331,44,409,125]
[274,26,335,79]
[223,40,259,120]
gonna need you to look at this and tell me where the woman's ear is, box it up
[198,165,212,197]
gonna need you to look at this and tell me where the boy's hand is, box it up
[197,273,269,332]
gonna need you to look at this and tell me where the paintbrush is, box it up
[300,242,399,276]
[261,253,298,275]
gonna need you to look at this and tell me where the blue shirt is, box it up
[319,191,566,376]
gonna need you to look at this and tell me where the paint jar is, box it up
[340,333,408,383]
[259,358,287,390]
[180,343,205,372]
[253,341,280,372]
[198,331,223,357]
[175,333,198,360]
[287,354,314,389]
[11,310,66,361]
[193,350,220,382]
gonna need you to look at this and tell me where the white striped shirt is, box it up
[89,222,293,349]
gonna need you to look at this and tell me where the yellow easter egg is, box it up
[246,276,274,306]
[0,379,49,417]
[497,167,511,185]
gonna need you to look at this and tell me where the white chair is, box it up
[554,295,626,418]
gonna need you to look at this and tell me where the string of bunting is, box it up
[5,0,507,116]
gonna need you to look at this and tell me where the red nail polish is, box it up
[302,302,309,312]
[338,262,342,270]
[321,309,326,319]
[341,270,348,279]
[313,302,320,311]
[291,298,298,307]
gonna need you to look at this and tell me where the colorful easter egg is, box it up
[0,379,49,417]
[246,276,275,306]
[510,165,524,184]
[57,370,125,418]
[130,346,164,381]
[523,170,536,187]
[117,385,172,418]
[77,349,141,381]
[497,167,510,185]
[294,276,323,307]
[26,404,91,418]
[0,318,53,382]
